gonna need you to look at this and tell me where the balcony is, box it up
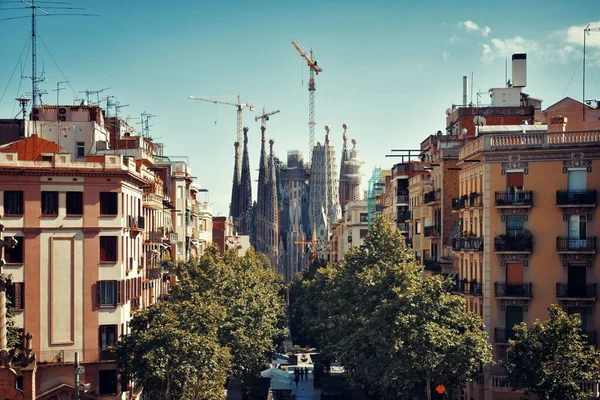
[494,234,533,253]
[494,283,532,298]
[556,283,596,299]
[454,279,483,296]
[127,215,143,233]
[148,267,162,279]
[556,237,597,253]
[423,190,441,204]
[167,232,178,244]
[556,189,597,207]
[397,222,409,232]
[424,225,441,237]
[494,328,515,343]
[423,259,442,273]
[469,192,483,207]
[142,192,163,210]
[396,191,409,204]
[494,191,533,207]
[396,211,410,222]
[451,198,461,211]
[146,230,163,243]
[452,237,484,252]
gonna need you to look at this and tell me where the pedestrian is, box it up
[305,366,309,377]
[299,367,304,379]
[294,373,299,387]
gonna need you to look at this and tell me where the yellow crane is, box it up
[291,41,323,161]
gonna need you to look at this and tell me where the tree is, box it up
[114,300,231,400]
[173,246,286,379]
[293,219,492,399]
[505,304,600,400]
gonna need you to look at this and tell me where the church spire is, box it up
[238,127,252,235]
[230,141,240,222]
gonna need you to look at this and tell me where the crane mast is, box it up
[188,95,254,181]
[292,41,323,162]
[255,108,281,128]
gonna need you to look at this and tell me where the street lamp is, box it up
[74,352,91,399]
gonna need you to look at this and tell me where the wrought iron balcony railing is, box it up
[556,189,597,206]
[494,282,532,297]
[556,283,596,299]
[556,237,597,252]
[494,191,533,206]
[494,235,533,252]
[424,225,441,237]
[423,190,441,204]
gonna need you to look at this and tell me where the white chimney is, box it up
[512,54,527,88]
[463,76,468,106]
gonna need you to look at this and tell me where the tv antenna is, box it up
[114,102,129,120]
[79,87,111,105]
[52,80,70,105]
[139,112,156,138]
[0,1,99,108]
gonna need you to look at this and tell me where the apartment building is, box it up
[455,115,600,399]
[0,105,211,399]
[408,172,433,267]
[328,200,369,264]
[0,136,145,398]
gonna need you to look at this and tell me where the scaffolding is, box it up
[367,167,385,230]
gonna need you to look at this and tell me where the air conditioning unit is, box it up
[32,108,40,115]
[58,116,66,122]
[58,107,67,115]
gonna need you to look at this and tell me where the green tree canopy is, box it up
[290,219,492,399]
[505,304,600,400]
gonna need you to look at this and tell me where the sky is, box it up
[0,0,599,216]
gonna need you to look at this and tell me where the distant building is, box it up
[213,216,238,254]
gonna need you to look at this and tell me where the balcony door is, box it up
[506,262,524,296]
[506,215,524,237]
[568,265,586,297]
[568,307,588,331]
[506,306,523,340]
[507,171,524,203]
[568,215,587,249]
[568,169,586,190]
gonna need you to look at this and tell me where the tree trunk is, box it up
[426,373,431,400]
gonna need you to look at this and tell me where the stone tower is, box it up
[339,124,361,216]
[237,127,252,235]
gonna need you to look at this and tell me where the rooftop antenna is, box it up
[52,80,70,105]
[0,1,100,109]
[114,102,129,120]
[78,87,110,105]
[100,95,115,117]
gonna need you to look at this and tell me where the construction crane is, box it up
[292,41,323,161]
[188,95,255,149]
[255,108,280,128]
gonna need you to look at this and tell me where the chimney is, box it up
[463,76,468,106]
[512,54,527,88]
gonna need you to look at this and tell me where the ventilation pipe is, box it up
[463,76,468,106]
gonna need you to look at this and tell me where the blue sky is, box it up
[1,0,599,216]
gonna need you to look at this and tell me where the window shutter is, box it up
[96,283,101,308]
[117,280,122,305]
[507,172,523,187]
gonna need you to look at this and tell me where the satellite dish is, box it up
[461,128,468,135]
[445,108,452,115]
[76,366,85,376]
[473,116,486,126]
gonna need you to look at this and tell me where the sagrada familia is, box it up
[229,124,361,282]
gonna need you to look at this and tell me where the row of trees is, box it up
[291,219,600,399]
[115,246,286,400]
[290,219,493,399]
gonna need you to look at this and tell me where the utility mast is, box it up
[0,1,99,109]
[292,41,323,161]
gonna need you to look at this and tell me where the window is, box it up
[41,191,58,215]
[100,192,118,215]
[99,325,117,350]
[7,282,24,310]
[4,191,23,215]
[360,229,368,239]
[66,191,83,215]
[4,236,23,264]
[359,213,368,223]
[76,142,85,158]
[177,213,183,227]
[98,369,118,395]
[177,186,183,199]
[505,216,523,236]
[97,280,119,307]
[100,236,118,262]
[568,169,586,190]
[415,220,421,234]
[177,243,183,255]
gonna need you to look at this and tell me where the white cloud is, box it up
[442,52,450,61]
[480,37,539,63]
[449,35,463,44]
[458,20,492,37]
[566,22,600,47]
